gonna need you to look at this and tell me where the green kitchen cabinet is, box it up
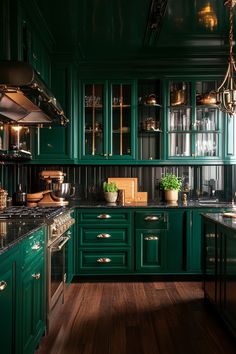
[223,114,236,163]
[32,63,77,163]
[203,218,217,304]
[19,227,46,354]
[66,226,75,284]
[219,225,236,331]
[203,215,236,335]
[76,209,133,275]
[165,79,223,164]
[80,80,136,162]
[136,229,167,272]
[135,210,168,273]
[0,246,20,354]
[137,79,163,161]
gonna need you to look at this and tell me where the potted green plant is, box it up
[103,181,118,203]
[160,173,182,203]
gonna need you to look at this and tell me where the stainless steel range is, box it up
[0,206,75,330]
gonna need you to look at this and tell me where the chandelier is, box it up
[215,0,236,116]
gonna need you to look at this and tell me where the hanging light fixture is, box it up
[215,0,236,116]
[197,3,218,31]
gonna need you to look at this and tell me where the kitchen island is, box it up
[202,212,236,338]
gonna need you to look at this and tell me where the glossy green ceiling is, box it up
[35,0,228,63]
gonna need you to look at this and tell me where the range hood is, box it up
[0,61,69,126]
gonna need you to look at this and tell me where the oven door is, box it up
[48,233,71,311]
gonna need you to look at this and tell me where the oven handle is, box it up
[51,236,71,252]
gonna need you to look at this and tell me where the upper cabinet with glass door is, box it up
[138,80,162,161]
[167,79,221,162]
[81,80,135,162]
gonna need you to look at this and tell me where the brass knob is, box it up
[0,281,7,291]
[97,214,111,219]
[31,243,41,251]
[97,233,111,238]
[97,258,112,263]
[144,236,159,241]
[32,273,41,280]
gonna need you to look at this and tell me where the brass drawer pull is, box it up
[32,273,41,280]
[96,258,112,263]
[31,243,41,251]
[144,236,159,241]
[97,233,111,238]
[97,214,111,219]
[0,281,7,291]
[144,216,161,221]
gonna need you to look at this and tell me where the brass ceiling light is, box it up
[198,3,218,31]
[215,0,236,116]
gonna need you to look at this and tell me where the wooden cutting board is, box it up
[108,177,138,203]
[223,212,236,218]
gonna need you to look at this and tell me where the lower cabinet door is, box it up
[0,253,16,354]
[21,256,45,354]
[136,230,166,273]
[78,249,132,274]
[203,219,217,304]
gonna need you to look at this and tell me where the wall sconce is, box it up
[198,3,218,31]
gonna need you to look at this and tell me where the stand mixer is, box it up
[37,170,69,206]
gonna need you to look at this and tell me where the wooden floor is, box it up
[36,280,236,354]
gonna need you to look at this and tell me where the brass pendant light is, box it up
[215,0,236,116]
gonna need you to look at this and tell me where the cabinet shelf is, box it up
[140,103,162,107]
[169,105,192,109]
[85,105,103,109]
[112,104,131,108]
[139,130,162,135]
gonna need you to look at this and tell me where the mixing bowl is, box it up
[51,183,75,199]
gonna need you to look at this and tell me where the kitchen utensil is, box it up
[13,184,26,206]
[197,93,217,105]
[107,177,138,203]
[145,94,157,105]
[51,183,75,199]
[171,89,186,106]
[142,117,160,131]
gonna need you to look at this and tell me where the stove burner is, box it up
[0,206,65,220]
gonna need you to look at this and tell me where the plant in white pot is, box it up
[160,173,182,204]
[103,181,118,203]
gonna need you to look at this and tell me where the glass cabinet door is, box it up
[138,80,162,160]
[111,83,132,157]
[167,79,221,160]
[83,83,105,157]
[168,81,192,157]
[195,81,220,158]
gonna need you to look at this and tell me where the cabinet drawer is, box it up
[78,211,130,224]
[79,228,131,246]
[21,228,45,266]
[78,249,132,273]
[135,211,168,229]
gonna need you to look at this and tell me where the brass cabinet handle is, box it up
[97,214,111,219]
[144,236,159,241]
[97,233,111,238]
[0,281,7,291]
[97,258,112,263]
[31,243,41,251]
[32,273,41,280]
[144,216,160,221]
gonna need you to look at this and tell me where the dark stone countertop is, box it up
[202,213,236,232]
[69,200,234,209]
[0,220,45,255]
